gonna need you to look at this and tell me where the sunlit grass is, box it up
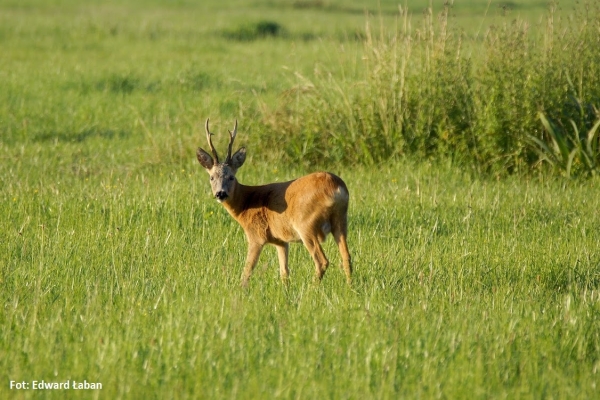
[2,146,600,398]
[1,1,599,398]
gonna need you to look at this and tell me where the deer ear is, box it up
[230,147,246,170]
[197,148,214,170]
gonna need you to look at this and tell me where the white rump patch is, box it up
[333,186,349,203]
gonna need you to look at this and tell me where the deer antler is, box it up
[205,118,219,163]
[225,119,238,164]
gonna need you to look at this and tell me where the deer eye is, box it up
[210,176,214,181]
[229,176,234,181]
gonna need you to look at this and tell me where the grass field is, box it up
[2,0,600,398]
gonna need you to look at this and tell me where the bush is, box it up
[222,20,286,41]
[259,2,600,176]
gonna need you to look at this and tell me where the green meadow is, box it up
[1,0,600,398]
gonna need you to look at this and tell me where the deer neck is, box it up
[221,181,250,218]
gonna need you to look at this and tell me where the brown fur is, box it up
[197,121,352,286]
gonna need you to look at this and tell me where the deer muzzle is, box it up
[215,191,228,201]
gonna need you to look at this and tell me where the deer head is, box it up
[196,119,246,202]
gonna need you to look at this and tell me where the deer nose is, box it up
[215,191,228,201]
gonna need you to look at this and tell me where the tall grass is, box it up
[260,2,600,176]
[3,155,600,398]
[2,2,600,398]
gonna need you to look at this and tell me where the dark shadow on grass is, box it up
[291,0,398,16]
[222,20,288,41]
[541,259,600,293]
[33,128,130,143]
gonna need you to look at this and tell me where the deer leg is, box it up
[332,214,352,284]
[334,231,352,284]
[275,243,290,284]
[241,242,263,287]
[301,236,329,281]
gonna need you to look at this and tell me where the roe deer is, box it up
[196,119,352,286]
